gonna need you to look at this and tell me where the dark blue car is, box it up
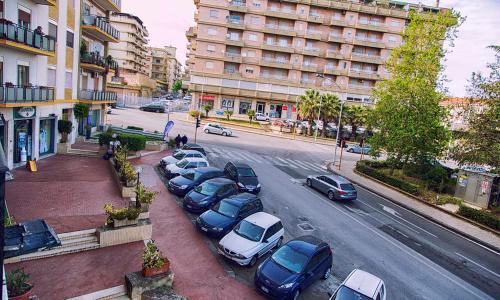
[168,167,224,196]
[254,236,333,300]
[183,178,238,213]
[196,193,263,238]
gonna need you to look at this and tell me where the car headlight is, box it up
[213,227,224,231]
[199,200,209,205]
[257,183,261,188]
[278,283,294,289]
[234,253,246,259]
[180,185,188,189]
[237,182,245,188]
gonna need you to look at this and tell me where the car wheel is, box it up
[222,132,228,136]
[306,179,312,187]
[328,191,335,201]
[292,289,300,300]
[248,255,258,268]
[204,129,210,134]
[323,267,331,280]
[347,149,354,153]
[155,109,160,113]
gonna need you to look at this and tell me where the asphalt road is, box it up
[109,108,500,300]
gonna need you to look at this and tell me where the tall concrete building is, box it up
[186,0,442,119]
[0,0,81,169]
[108,11,156,102]
[148,46,182,94]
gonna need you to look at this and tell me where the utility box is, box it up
[454,170,499,209]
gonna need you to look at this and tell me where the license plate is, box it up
[261,286,269,293]
[201,227,208,232]
[248,189,254,192]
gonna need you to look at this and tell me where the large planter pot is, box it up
[113,218,139,228]
[85,127,92,139]
[142,261,170,277]
[9,286,33,300]
[140,203,150,212]
[57,142,70,154]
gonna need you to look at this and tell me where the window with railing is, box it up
[82,15,120,40]
[79,89,117,101]
[0,20,55,52]
[1,84,55,103]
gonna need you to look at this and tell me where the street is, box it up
[109,108,500,300]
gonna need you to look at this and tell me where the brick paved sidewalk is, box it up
[131,152,263,300]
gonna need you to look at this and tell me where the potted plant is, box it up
[104,204,141,228]
[142,240,169,277]
[57,120,72,143]
[119,161,138,187]
[135,183,159,212]
[7,268,33,300]
[85,124,92,139]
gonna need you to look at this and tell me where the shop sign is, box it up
[282,105,288,111]
[201,95,215,101]
[14,107,36,119]
[216,110,225,116]
[292,105,297,113]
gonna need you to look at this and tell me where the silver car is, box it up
[203,123,232,136]
[306,174,357,201]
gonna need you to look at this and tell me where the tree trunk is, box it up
[352,126,357,140]
[321,119,327,138]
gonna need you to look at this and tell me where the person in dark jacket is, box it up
[181,135,188,146]
[174,134,182,149]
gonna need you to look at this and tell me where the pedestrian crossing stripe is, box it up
[276,157,299,168]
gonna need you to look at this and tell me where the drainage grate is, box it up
[298,223,314,231]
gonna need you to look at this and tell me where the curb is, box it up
[326,163,500,253]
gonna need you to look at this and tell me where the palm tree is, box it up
[247,109,256,124]
[224,109,233,120]
[319,93,341,137]
[202,104,212,118]
[344,105,368,140]
[298,89,321,135]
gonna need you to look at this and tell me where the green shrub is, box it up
[356,161,419,195]
[364,160,389,169]
[98,132,113,146]
[127,126,144,131]
[457,205,500,230]
[168,138,176,149]
[118,134,147,151]
[435,195,463,206]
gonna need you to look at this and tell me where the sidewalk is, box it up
[328,158,500,251]
[130,152,262,300]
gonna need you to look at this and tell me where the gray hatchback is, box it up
[306,174,357,201]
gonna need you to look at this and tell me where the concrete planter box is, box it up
[139,212,150,220]
[97,219,152,247]
[113,218,139,228]
[126,269,174,300]
[270,125,292,133]
[109,159,136,198]
[145,141,167,151]
[57,143,70,154]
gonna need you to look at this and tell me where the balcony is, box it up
[302,47,322,56]
[226,18,245,30]
[330,17,347,27]
[260,57,292,69]
[325,50,345,59]
[265,7,298,20]
[32,0,56,5]
[324,65,346,76]
[307,14,324,24]
[305,30,322,40]
[261,42,294,53]
[0,85,55,104]
[351,52,384,64]
[186,27,197,38]
[301,63,318,72]
[226,37,244,47]
[92,0,121,12]
[223,70,242,79]
[0,20,55,56]
[349,69,380,80]
[79,90,117,103]
[82,15,120,43]
[224,52,243,63]
[348,84,374,94]
[328,33,346,44]
[300,78,316,87]
[260,74,288,81]
[356,20,389,33]
[80,52,118,72]
[228,1,248,13]
[263,24,296,37]
[353,36,385,48]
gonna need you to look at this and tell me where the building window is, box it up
[208,28,217,36]
[245,68,254,74]
[205,61,214,69]
[221,98,234,109]
[65,71,72,88]
[210,9,219,18]
[66,31,74,48]
[388,36,397,43]
[252,0,261,8]
[207,44,216,53]
[17,64,29,86]
[239,101,251,114]
[247,50,255,57]
[48,22,57,41]
[391,20,400,27]
[0,0,4,19]
[248,33,257,41]
[251,16,259,24]
[18,6,31,29]
[47,68,56,86]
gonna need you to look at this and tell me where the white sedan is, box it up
[163,157,209,179]
[218,212,284,267]
[254,113,270,122]
[203,123,232,136]
[159,150,206,167]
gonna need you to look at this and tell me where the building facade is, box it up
[186,0,442,119]
[147,45,182,95]
[1,0,81,169]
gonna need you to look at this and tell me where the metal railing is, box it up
[0,20,55,52]
[1,85,55,103]
[80,52,119,70]
[82,15,120,40]
[79,89,117,101]
[265,24,293,31]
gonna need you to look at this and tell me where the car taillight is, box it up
[338,190,347,196]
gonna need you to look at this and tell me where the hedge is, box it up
[118,134,147,151]
[127,126,144,131]
[98,132,113,146]
[356,161,419,196]
[457,205,500,231]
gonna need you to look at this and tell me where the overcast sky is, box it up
[121,0,500,97]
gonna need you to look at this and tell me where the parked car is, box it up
[306,174,357,201]
[346,144,371,154]
[106,106,112,114]
[160,150,206,167]
[163,157,209,179]
[255,113,270,122]
[139,103,165,113]
[255,235,333,300]
[223,161,261,194]
[183,178,238,213]
[203,123,233,136]
[218,212,284,267]
[173,143,207,156]
[329,269,386,300]
[196,193,263,238]
[168,167,224,196]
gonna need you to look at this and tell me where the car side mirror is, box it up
[263,239,269,244]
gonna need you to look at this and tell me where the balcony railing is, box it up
[261,74,287,81]
[79,90,117,101]
[82,15,120,40]
[0,20,55,53]
[227,17,244,25]
[81,52,119,70]
[1,85,55,103]
[262,57,290,64]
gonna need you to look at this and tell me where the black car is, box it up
[174,143,206,156]
[183,178,238,213]
[4,219,61,259]
[196,193,263,238]
[224,161,261,194]
[140,103,165,113]
[168,167,224,196]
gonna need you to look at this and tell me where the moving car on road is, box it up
[139,103,165,113]
[168,167,224,196]
[203,123,233,136]
[163,157,209,179]
[346,144,371,154]
[196,193,263,238]
[306,175,357,201]
[255,235,333,300]
[183,178,238,213]
[218,212,284,267]
[160,150,206,167]
[173,143,207,156]
[329,269,386,300]
[223,162,261,194]
[254,113,270,122]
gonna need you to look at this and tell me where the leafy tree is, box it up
[450,46,500,172]
[202,104,212,118]
[247,109,256,124]
[188,110,201,118]
[319,93,341,137]
[172,80,182,93]
[298,89,321,135]
[368,10,461,172]
[224,109,233,120]
[344,105,369,139]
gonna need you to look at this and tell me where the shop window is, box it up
[239,101,251,114]
[39,119,55,155]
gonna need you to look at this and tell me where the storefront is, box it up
[13,107,36,164]
[39,118,55,156]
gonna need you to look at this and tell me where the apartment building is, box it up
[147,46,182,95]
[0,0,81,169]
[80,0,121,134]
[186,0,443,120]
[108,12,156,102]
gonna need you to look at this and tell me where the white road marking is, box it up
[300,160,321,170]
[284,158,311,170]
[359,201,420,235]
[241,153,263,163]
[455,252,500,278]
[383,206,399,216]
[291,160,316,171]
[276,157,298,168]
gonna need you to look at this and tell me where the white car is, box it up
[218,212,284,267]
[254,113,269,122]
[203,123,232,136]
[163,157,209,179]
[159,150,206,167]
[329,269,386,300]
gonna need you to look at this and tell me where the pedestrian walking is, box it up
[181,134,188,146]
[175,134,182,149]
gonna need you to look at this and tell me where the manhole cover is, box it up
[298,217,309,222]
[298,223,314,231]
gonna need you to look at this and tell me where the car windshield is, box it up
[181,170,200,181]
[331,286,372,300]
[194,182,218,196]
[238,168,256,177]
[213,201,239,218]
[176,159,189,168]
[173,151,186,160]
[340,184,356,191]
[271,245,309,274]
[233,220,265,242]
